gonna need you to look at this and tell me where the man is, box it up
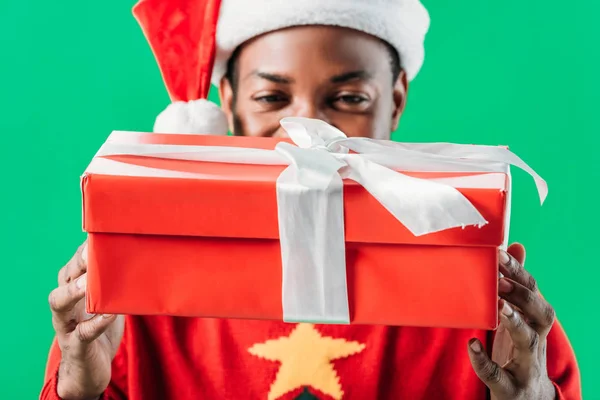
[41,0,581,399]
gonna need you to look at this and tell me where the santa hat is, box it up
[133,0,430,135]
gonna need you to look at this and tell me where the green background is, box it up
[0,0,597,398]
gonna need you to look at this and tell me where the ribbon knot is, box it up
[320,137,351,154]
[310,144,332,153]
[281,118,350,154]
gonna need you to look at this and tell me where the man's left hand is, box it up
[468,243,557,400]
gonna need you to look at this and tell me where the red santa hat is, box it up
[133,0,430,135]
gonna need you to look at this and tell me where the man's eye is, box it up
[255,94,287,103]
[335,95,368,104]
[330,93,371,112]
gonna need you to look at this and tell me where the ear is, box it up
[218,77,235,133]
[391,70,408,131]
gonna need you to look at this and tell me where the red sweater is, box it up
[41,317,581,400]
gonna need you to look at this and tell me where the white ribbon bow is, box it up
[93,117,547,324]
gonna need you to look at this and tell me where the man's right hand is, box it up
[49,242,125,400]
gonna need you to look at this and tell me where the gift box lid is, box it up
[81,132,510,247]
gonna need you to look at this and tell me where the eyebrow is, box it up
[245,70,373,85]
[248,71,295,84]
[329,70,373,83]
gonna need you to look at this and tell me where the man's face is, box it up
[219,26,408,139]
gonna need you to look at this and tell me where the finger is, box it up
[498,278,556,334]
[507,243,526,266]
[498,248,537,292]
[73,314,117,347]
[49,274,87,334]
[499,301,540,355]
[468,339,516,398]
[49,274,87,313]
[58,242,88,286]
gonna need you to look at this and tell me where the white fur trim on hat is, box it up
[153,99,229,135]
[212,0,430,85]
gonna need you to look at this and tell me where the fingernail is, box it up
[498,278,514,294]
[469,339,482,353]
[102,314,114,319]
[82,243,88,263]
[499,250,510,265]
[501,302,514,317]
[76,274,87,290]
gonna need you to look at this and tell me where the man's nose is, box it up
[293,102,329,122]
[273,101,331,138]
[272,128,290,138]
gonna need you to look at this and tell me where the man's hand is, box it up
[49,242,125,400]
[468,243,557,400]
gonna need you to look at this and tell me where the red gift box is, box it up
[82,119,546,329]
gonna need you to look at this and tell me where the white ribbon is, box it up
[92,117,548,324]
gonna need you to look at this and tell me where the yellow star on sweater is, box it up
[248,323,366,400]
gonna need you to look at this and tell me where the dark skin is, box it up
[50,26,556,400]
[218,26,407,140]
